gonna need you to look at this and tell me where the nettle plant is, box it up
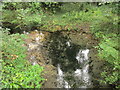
[1,28,44,88]
[95,32,120,88]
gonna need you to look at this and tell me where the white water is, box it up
[66,41,71,47]
[75,49,91,88]
[76,49,89,64]
[57,49,91,88]
[57,64,71,88]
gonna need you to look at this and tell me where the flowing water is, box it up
[25,30,105,88]
[57,47,92,88]
[47,31,99,88]
[53,35,110,88]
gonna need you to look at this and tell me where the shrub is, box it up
[2,2,45,31]
[90,3,119,88]
[1,27,44,88]
[95,33,120,88]
[11,8,44,30]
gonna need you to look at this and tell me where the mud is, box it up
[24,30,57,88]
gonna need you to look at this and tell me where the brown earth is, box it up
[24,30,57,88]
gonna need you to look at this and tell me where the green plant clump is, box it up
[95,32,120,88]
[1,27,44,88]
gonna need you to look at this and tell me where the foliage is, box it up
[2,2,42,12]
[3,2,118,32]
[2,2,45,31]
[89,3,119,88]
[95,33,120,88]
[41,2,62,13]
[11,8,44,30]
[90,8,118,34]
[40,3,119,32]
[1,28,44,88]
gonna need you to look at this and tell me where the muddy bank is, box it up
[24,30,57,88]
[23,30,106,88]
[47,31,106,88]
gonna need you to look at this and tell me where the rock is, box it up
[28,43,38,50]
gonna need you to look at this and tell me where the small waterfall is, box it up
[76,49,89,64]
[75,49,91,88]
[57,64,71,88]
[66,41,71,47]
[57,49,91,88]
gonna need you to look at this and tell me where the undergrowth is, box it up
[1,27,44,88]
[94,32,120,88]
[1,2,119,88]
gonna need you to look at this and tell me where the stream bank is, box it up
[23,30,107,88]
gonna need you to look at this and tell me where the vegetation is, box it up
[1,2,119,88]
[1,28,44,88]
[95,32,120,88]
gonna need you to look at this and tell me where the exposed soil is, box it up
[24,30,57,88]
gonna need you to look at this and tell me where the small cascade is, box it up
[57,48,91,88]
[46,31,100,88]
[75,49,91,88]
[24,30,101,88]
[66,41,71,47]
[76,49,89,64]
[57,64,71,88]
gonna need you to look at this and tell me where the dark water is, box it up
[47,31,94,88]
